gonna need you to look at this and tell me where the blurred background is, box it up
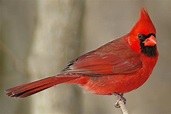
[1,0,171,114]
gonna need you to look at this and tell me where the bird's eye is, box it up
[138,34,144,40]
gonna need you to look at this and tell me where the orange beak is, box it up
[144,35,156,46]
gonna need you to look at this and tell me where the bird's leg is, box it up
[113,93,126,108]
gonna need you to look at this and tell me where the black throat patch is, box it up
[139,33,157,57]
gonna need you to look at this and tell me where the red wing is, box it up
[62,38,142,76]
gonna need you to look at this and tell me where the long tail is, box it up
[6,74,79,98]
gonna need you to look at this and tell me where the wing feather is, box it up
[62,37,142,76]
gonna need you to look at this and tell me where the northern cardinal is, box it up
[6,8,158,107]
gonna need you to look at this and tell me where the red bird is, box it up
[6,8,158,106]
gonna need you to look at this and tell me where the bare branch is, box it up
[118,100,129,114]
[114,93,129,114]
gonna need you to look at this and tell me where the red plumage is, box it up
[6,8,158,98]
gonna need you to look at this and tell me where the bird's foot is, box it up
[113,93,126,108]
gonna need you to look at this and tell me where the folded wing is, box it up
[62,37,142,76]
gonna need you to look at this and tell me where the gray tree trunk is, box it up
[27,0,84,114]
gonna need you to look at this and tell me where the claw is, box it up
[113,93,126,108]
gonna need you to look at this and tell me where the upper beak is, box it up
[144,35,156,46]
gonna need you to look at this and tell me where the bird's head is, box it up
[128,8,157,57]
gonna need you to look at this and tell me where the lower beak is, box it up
[144,35,156,46]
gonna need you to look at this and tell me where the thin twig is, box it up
[114,93,129,114]
[118,100,129,114]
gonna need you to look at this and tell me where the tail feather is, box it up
[6,75,78,98]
